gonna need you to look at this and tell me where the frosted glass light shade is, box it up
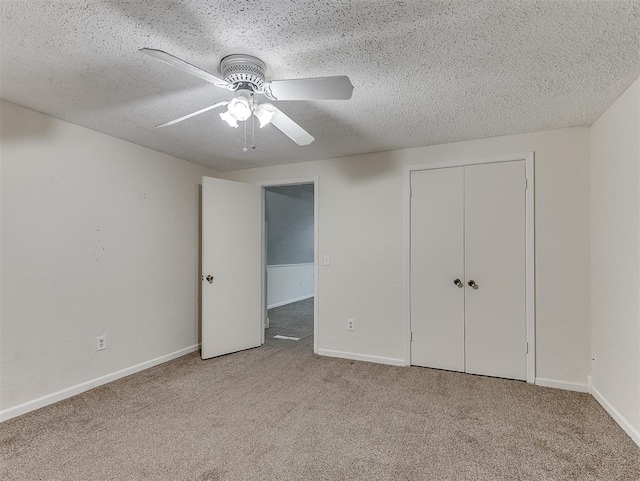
[227,96,252,121]
[254,103,276,128]
[219,109,239,128]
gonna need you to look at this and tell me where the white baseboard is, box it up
[534,377,589,393]
[592,386,640,448]
[268,294,314,309]
[0,344,200,422]
[587,375,593,394]
[317,348,405,367]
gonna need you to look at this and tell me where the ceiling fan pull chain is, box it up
[243,118,248,153]
[250,94,256,150]
[251,106,256,150]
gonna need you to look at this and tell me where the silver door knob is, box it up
[205,275,214,284]
[468,280,478,289]
[453,278,463,288]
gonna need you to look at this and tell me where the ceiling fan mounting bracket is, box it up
[220,54,266,90]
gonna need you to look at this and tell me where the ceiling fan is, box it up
[140,48,354,147]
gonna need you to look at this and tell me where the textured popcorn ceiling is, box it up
[1,1,639,171]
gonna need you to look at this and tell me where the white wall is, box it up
[267,263,314,309]
[221,128,592,384]
[590,77,640,444]
[0,100,212,415]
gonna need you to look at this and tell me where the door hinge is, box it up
[525,342,529,354]
[409,187,413,198]
[524,178,528,190]
[410,331,413,342]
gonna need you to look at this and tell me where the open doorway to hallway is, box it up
[263,183,315,349]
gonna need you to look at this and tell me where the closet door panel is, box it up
[464,161,526,380]
[410,168,465,371]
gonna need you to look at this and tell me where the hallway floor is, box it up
[265,297,314,348]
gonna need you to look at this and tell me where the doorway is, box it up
[261,181,317,351]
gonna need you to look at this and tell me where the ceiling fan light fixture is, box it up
[227,95,252,121]
[219,109,239,128]
[254,103,276,128]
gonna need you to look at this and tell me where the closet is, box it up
[410,160,527,381]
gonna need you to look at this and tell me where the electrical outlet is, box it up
[347,319,355,331]
[97,335,106,351]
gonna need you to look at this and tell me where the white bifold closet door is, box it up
[410,167,465,372]
[410,160,526,381]
[464,161,526,380]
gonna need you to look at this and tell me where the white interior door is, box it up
[410,167,465,371]
[201,176,262,360]
[464,161,526,380]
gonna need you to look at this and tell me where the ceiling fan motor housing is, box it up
[220,54,266,90]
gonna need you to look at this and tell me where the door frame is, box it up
[403,152,535,383]
[257,177,319,354]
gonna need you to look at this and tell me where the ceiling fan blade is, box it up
[263,76,354,100]
[270,107,314,145]
[156,101,228,128]
[140,48,229,88]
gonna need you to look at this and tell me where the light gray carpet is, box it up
[1,305,639,480]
